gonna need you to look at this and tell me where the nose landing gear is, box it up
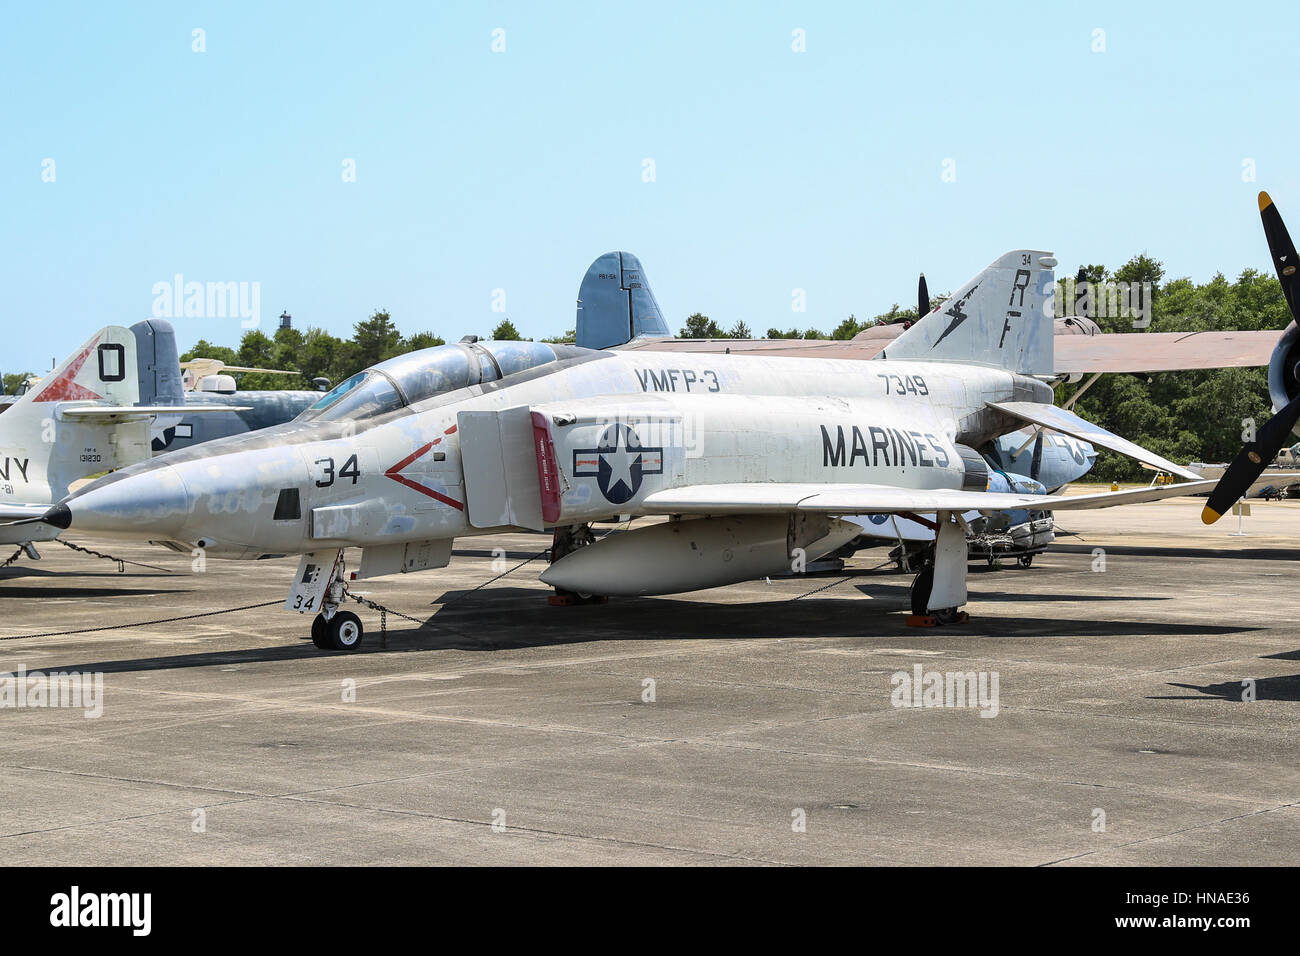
[288,548,367,651]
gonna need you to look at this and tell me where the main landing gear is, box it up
[906,510,971,628]
[547,524,607,607]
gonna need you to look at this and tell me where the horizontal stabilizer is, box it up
[987,401,1200,480]
[640,480,1216,516]
[59,404,251,420]
[0,503,56,524]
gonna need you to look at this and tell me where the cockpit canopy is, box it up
[296,340,573,424]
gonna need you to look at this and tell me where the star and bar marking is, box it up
[573,423,663,505]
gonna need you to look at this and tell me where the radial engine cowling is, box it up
[1268,322,1300,430]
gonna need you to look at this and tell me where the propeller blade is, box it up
[1030,430,1044,482]
[1202,391,1300,523]
[918,274,930,317]
[1260,191,1300,321]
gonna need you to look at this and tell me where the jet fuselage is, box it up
[56,345,1051,557]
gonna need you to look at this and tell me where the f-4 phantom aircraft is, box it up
[34,248,1223,649]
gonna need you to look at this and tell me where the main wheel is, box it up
[311,614,331,649]
[326,611,364,651]
[910,565,934,617]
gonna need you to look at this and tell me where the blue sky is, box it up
[3,1,1297,372]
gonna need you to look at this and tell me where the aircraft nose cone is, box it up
[59,465,191,539]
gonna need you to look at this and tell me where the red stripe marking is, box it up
[384,440,464,510]
[387,472,465,510]
[387,441,434,474]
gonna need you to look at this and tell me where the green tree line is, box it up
[179,315,571,390]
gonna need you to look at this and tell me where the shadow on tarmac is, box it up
[25,584,1263,676]
[1156,676,1300,702]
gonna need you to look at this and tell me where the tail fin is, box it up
[131,319,185,405]
[25,325,140,406]
[1,327,150,502]
[576,251,672,349]
[878,250,1056,375]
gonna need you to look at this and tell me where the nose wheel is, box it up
[312,610,364,651]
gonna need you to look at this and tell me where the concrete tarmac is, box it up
[2,494,1299,865]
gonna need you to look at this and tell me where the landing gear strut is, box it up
[547,524,607,606]
[906,510,970,627]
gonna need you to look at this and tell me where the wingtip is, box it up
[1259,191,1273,212]
[1201,505,1222,525]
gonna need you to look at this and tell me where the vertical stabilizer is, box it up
[576,251,671,349]
[131,319,185,405]
[878,250,1056,374]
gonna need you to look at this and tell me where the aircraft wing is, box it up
[987,401,1201,480]
[59,404,251,420]
[626,328,1280,374]
[1054,330,1279,374]
[640,480,1217,515]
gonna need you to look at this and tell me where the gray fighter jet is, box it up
[32,249,1224,649]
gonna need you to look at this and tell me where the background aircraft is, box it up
[0,319,320,554]
[0,321,237,547]
[1205,193,1300,519]
[37,248,1220,649]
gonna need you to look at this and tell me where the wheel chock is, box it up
[547,593,608,607]
[906,611,970,627]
